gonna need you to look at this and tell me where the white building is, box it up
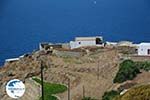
[117,41,133,47]
[5,58,20,63]
[138,43,150,56]
[106,41,117,46]
[70,36,103,49]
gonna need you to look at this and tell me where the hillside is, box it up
[114,85,150,100]
[0,46,150,100]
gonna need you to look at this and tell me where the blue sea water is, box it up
[0,0,150,66]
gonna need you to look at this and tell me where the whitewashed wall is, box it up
[70,40,96,49]
[138,44,150,56]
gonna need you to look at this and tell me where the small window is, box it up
[96,38,102,44]
[148,49,150,55]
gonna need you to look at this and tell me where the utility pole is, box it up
[68,78,70,100]
[41,61,44,100]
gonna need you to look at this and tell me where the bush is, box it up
[113,60,140,83]
[82,97,97,100]
[32,78,67,100]
[102,90,119,100]
[135,61,150,71]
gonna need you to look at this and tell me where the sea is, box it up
[0,0,150,66]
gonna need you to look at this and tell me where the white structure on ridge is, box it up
[117,41,133,47]
[70,36,103,49]
[5,58,20,63]
[138,43,150,56]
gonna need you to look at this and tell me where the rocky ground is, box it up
[0,46,150,100]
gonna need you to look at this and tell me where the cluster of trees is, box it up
[113,59,150,83]
[135,61,150,71]
[113,60,140,83]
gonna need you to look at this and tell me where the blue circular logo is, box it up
[6,79,25,99]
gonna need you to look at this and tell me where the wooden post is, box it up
[97,60,100,80]
[68,78,70,100]
[83,85,85,98]
[41,61,44,100]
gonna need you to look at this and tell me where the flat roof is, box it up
[75,36,103,41]
[139,43,150,46]
[5,58,19,62]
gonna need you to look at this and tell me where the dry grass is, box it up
[114,85,150,100]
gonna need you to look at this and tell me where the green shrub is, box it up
[102,90,119,100]
[113,60,140,83]
[32,78,67,100]
[135,61,150,71]
[82,97,97,100]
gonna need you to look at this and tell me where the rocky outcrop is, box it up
[0,51,45,100]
